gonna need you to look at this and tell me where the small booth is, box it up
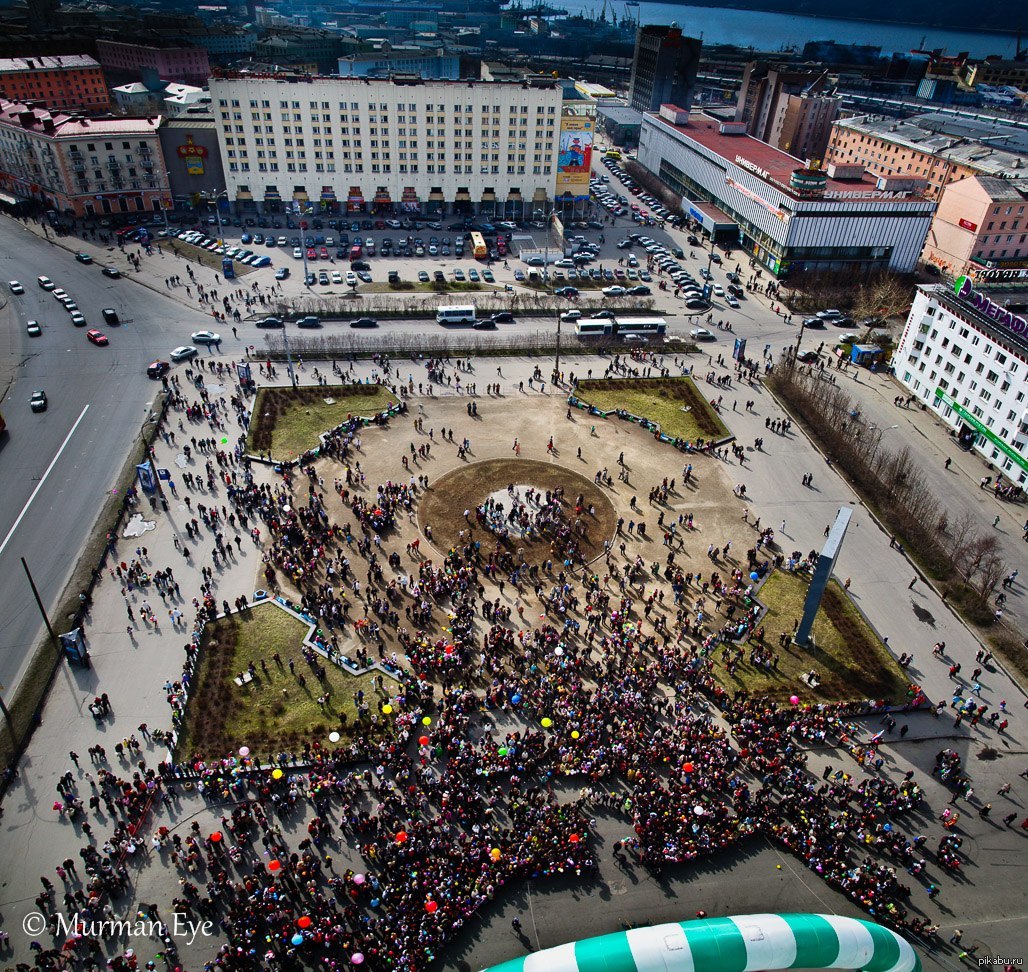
[849,344,884,370]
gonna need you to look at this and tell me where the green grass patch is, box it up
[174,602,395,762]
[576,376,729,442]
[246,383,397,458]
[714,571,909,704]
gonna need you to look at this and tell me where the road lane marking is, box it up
[0,404,90,558]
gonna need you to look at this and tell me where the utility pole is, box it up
[22,557,59,650]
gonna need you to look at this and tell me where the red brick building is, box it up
[0,56,110,113]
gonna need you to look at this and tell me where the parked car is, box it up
[296,316,322,329]
[349,317,378,328]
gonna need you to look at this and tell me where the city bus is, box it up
[470,232,487,259]
[575,319,614,339]
[436,304,476,325]
[604,149,622,160]
[612,316,667,337]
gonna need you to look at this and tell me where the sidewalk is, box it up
[800,360,1027,640]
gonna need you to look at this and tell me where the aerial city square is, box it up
[0,0,1026,969]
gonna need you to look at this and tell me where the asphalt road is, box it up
[0,218,215,696]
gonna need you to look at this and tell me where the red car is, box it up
[86,328,109,346]
[306,247,317,261]
[319,246,329,260]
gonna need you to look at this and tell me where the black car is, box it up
[101,266,121,279]
[349,317,378,328]
[351,260,371,271]
[296,316,322,329]
[101,308,119,324]
[586,220,604,230]
[255,316,284,329]
[798,350,820,364]
[472,319,496,330]
[388,271,400,283]
[491,311,515,323]
[75,251,93,264]
[710,253,722,264]
[687,235,700,246]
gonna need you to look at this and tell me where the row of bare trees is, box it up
[774,367,1005,613]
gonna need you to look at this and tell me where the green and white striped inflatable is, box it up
[482,913,921,972]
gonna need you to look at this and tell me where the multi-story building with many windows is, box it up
[895,281,1028,485]
[0,100,169,217]
[0,56,110,113]
[207,74,564,216]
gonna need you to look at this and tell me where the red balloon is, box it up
[268,860,281,872]
[569,833,580,843]
[396,831,408,844]
[425,900,438,913]
[418,736,430,746]
[210,831,223,842]
[297,917,312,929]
[683,762,694,774]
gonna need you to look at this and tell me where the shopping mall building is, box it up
[638,107,937,277]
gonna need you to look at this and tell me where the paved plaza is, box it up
[0,342,1025,972]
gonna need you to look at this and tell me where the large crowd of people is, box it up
[9,352,1016,972]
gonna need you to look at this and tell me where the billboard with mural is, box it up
[555,117,593,199]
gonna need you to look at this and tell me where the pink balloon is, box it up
[789,695,800,705]
[351,954,364,966]
[353,873,366,885]
[238,746,250,757]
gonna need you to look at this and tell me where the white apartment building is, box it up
[895,281,1028,484]
[207,74,564,216]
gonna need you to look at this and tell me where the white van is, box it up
[37,275,55,290]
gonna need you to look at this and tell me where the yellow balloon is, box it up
[422,716,432,726]
[382,704,393,714]
[571,730,580,739]
[490,848,501,860]
[272,769,283,780]
[541,717,553,728]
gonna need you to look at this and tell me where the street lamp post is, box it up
[200,189,228,246]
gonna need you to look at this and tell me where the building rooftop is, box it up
[973,176,1028,202]
[596,104,643,125]
[923,282,1028,358]
[0,99,162,137]
[834,114,1028,180]
[0,55,100,74]
[649,111,891,194]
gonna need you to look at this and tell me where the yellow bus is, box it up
[605,149,622,160]
[470,231,487,259]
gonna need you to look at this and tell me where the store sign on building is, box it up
[177,135,207,176]
[954,275,1028,334]
[734,155,770,180]
[958,218,978,231]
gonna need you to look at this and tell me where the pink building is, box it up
[922,175,1028,278]
[96,40,210,88]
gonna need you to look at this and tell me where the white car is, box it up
[170,345,199,362]
[293,247,303,259]
[725,296,740,308]
[602,285,626,297]
[713,284,725,297]
[9,280,24,294]
[26,320,42,336]
[190,330,222,346]
[690,327,716,341]
[52,288,68,301]
[331,271,343,284]
[345,271,357,286]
